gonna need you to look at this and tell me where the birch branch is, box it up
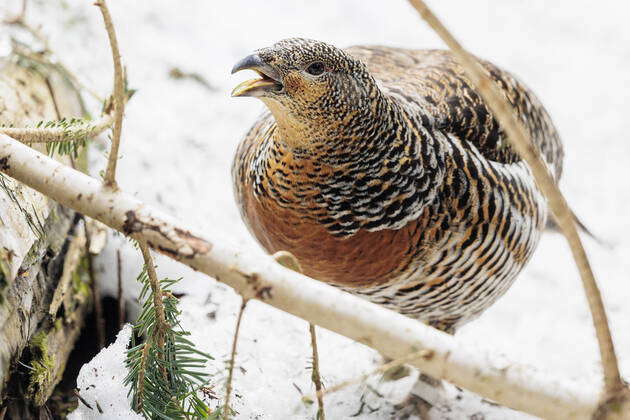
[0,134,600,419]
[406,0,626,404]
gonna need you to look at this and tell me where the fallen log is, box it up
[0,52,95,416]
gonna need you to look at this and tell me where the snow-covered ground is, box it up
[5,0,630,418]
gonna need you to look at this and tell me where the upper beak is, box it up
[231,53,283,97]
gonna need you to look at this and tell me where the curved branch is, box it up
[95,0,124,189]
[407,0,624,398]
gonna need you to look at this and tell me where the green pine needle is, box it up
[125,268,218,419]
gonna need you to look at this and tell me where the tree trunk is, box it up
[0,52,94,416]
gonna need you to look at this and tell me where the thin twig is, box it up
[95,0,125,189]
[135,337,151,412]
[73,389,93,410]
[223,298,248,420]
[309,323,325,420]
[272,251,326,418]
[0,114,113,143]
[6,10,103,102]
[406,0,623,397]
[310,349,432,402]
[3,0,28,24]
[274,251,327,419]
[84,221,105,350]
[138,240,167,352]
[116,248,124,330]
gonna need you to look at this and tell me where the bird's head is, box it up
[231,38,381,147]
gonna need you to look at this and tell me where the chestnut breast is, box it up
[240,183,436,288]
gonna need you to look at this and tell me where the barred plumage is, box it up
[231,38,563,332]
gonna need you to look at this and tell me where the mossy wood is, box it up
[0,52,95,413]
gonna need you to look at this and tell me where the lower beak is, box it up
[231,78,278,97]
[231,53,283,97]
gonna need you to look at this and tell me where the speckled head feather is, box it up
[235,38,387,148]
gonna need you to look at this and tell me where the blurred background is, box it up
[2,1,629,418]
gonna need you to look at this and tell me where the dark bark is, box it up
[0,53,94,416]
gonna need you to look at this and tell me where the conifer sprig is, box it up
[124,247,220,419]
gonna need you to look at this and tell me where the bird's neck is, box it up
[251,92,448,238]
[264,92,397,163]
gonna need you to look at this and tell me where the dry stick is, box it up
[5,10,104,102]
[406,0,624,397]
[308,323,325,420]
[85,223,105,349]
[73,389,94,411]
[95,0,124,189]
[135,337,151,412]
[273,251,326,419]
[0,114,113,144]
[311,349,432,401]
[116,248,124,330]
[138,240,167,352]
[18,0,27,21]
[3,0,28,24]
[0,135,600,419]
[223,299,248,420]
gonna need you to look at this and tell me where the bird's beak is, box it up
[231,54,283,97]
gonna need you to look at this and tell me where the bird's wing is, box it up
[345,46,564,180]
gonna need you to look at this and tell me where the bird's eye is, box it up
[306,61,326,76]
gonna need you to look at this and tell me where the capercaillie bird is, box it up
[231,38,563,333]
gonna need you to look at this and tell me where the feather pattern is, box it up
[232,39,563,331]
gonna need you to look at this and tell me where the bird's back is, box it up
[345,46,563,179]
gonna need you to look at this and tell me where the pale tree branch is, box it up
[95,0,124,189]
[0,134,601,419]
[406,0,625,402]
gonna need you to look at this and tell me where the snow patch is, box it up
[68,325,143,420]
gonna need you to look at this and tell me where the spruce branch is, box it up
[125,245,215,419]
[95,0,125,189]
[138,240,168,354]
[0,115,113,145]
[406,0,625,402]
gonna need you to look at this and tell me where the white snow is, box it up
[68,325,143,420]
[4,0,629,418]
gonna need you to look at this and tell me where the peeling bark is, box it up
[0,54,94,413]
